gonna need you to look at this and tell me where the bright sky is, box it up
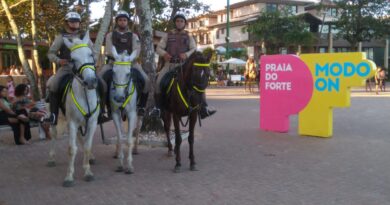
[90,0,320,20]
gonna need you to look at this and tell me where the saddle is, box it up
[160,70,178,108]
[56,73,74,114]
[54,73,105,115]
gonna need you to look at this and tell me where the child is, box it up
[6,75,15,101]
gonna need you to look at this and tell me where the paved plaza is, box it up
[1,87,390,205]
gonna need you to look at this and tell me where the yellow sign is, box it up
[298,52,376,137]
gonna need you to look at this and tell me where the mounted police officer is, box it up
[47,11,96,124]
[150,13,216,119]
[98,10,150,117]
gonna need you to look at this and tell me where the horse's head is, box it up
[111,46,132,103]
[185,51,212,92]
[63,31,97,90]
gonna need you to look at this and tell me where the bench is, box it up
[0,121,46,139]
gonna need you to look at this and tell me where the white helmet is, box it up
[65,12,81,22]
[115,10,130,21]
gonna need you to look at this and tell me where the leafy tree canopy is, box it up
[245,9,315,54]
[334,0,390,50]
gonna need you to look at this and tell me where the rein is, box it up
[167,61,209,127]
[67,44,99,136]
[111,61,136,114]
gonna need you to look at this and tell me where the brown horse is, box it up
[161,51,212,172]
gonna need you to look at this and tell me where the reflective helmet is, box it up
[115,10,130,21]
[65,11,81,22]
[173,13,186,23]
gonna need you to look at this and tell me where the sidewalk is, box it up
[1,87,390,205]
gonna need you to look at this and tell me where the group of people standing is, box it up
[46,10,215,125]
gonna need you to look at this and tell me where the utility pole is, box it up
[226,0,230,73]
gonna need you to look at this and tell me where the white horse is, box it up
[110,47,138,174]
[48,32,100,187]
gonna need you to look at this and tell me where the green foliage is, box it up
[245,9,315,54]
[150,0,210,31]
[0,0,102,42]
[334,0,390,50]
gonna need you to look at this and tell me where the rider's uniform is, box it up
[47,29,95,92]
[99,28,150,94]
[155,29,196,94]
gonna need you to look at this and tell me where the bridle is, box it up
[111,61,136,110]
[166,57,210,126]
[69,43,97,87]
[64,43,99,136]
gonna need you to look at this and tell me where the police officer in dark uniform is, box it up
[150,13,216,119]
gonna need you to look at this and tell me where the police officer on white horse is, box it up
[47,11,96,124]
[99,10,150,117]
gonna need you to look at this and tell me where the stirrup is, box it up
[44,113,56,125]
[200,108,216,119]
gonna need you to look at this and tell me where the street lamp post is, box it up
[226,0,230,73]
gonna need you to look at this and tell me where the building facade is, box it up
[187,0,390,68]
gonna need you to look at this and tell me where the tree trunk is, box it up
[134,0,155,80]
[1,0,40,100]
[135,0,164,133]
[93,0,116,66]
[31,0,45,97]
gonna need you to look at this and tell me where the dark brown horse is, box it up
[161,51,212,172]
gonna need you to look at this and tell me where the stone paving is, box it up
[1,87,390,205]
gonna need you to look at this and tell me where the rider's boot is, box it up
[199,93,216,119]
[149,93,162,118]
[137,92,149,117]
[48,92,59,125]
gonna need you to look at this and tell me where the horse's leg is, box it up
[163,112,173,157]
[82,119,98,181]
[172,114,182,173]
[189,113,197,171]
[47,125,57,167]
[76,132,95,165]
[132,117,142,155]
[112,112,124,172]
[63,121,78,187]
[125,110,137,174]
[249,79,253,93]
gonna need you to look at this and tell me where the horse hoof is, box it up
[113,155,118,159]
[115,166,124,172]
[125,168,134,175]
[132,150,139,155]
[47,161,56,167]
[89,159,96,165]
[173,166,181,173]
[190,165,198,171]
[84,175,95,182]
[62,180,74,187]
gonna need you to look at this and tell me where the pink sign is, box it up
[260,55,313,132]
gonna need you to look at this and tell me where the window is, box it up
[363,48,374,60]
[199,20,205,27]
[221,28,225,35]
[327,8,337,16]
[216,30,220,39]
[286,5,297,14]
[266,3,278,12]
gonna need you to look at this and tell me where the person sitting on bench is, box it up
[0,85,31,145]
